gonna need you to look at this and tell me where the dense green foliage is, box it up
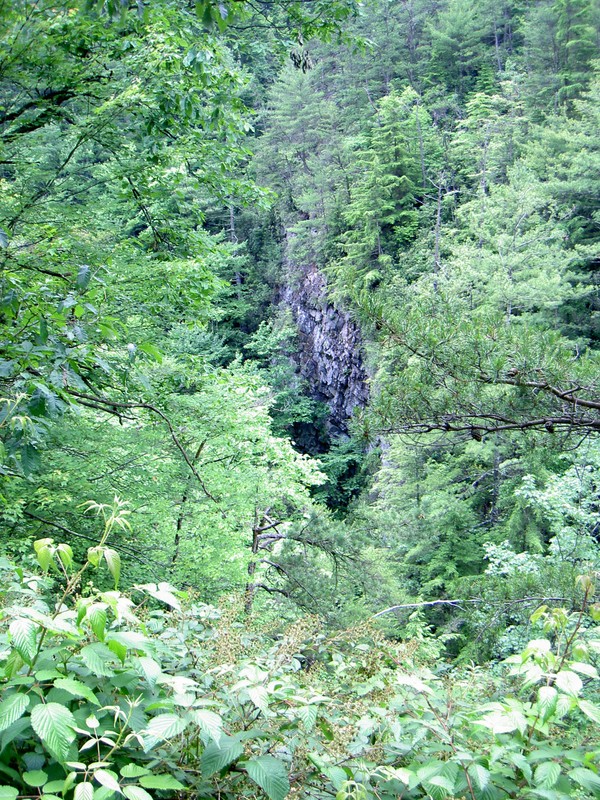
[252,0,600,622]
[2,0,600,797]
[2,535,600,800]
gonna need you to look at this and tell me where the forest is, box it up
[1,0,600,797]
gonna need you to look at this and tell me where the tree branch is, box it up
[373,596,571,617]
[23,510,166,571]
[66,390,220,503]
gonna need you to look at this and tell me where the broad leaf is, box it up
[0,693,30,734]
[120,765,151,779]
[554,670,582,696]
[80,643,116,677]
[139,775,185,790]
[248,685,270,714]
[568,767,600,792]
[94,769,121,794]
[201,736,244,777]
[533,762,561,789]
[191,709,223,744]
[537,686,558,722]
[569,661,598,679]
[245,755,290,800]
[142,713,187,747]
[9,618,38,664]
[123,787,153,800]
[578,699,600,724]
[74,783,94,800]
[135,657,162,689]
[469,764,490,791]
[104,548,121,588]
[23,770,48,787]
[54,678,100,706]
[30,703,76,761]
[86,604,107,640]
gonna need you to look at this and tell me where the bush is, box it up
[2,509,600,800]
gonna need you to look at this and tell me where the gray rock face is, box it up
[281,264,369,434]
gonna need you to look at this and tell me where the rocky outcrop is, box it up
[282,265,369,434]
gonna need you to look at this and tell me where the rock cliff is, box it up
[281,264,369,434]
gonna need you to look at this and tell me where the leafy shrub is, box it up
[2,510,600,800]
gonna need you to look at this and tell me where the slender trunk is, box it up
[433,180,443,289]
[245,511,282,615]
[415,102,427,188]
[229,205,243,301]
[244,521,261,615]
[171,442,205,569]
[494,22,503,71]
[490,448,500,524]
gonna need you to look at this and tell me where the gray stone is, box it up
[281,263,369,434]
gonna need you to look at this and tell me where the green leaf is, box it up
[107,638,127,663]
[0,765,20,784]
[201,735,244,777]
[91,788,114,800]
[23,770,48,787]
[86,604,107,641]
[104,549,121,588]
[477,707,527,735]
[138,342,163,363]
[530,606,548,624]
[134,657,162,689]
[44,781,66,793]
[137,582,181,611]
[534,762,561,789]
[508,753,532,782]
[35,545,53,572]
[589,604,600,622]
[107,631,151,655]
[1,716,32,752]
[468,764,490,791]
[142,713,187,745]
[568,767,600,792]
[569,661,598,679]
[139,775,185,790]
[554,670,583,696]
[56,543,73,570]
[537,686,558,722]
[120,765,151,779]
[318,718,334,741]
[74,783,94,800]
[191,709,223,744]
[20,608,78,637]
[76,265,91,291]
[396,673,434,695]
[87,547,102,567]
[0,693,30,734]
[248,685,269,714]
[9,618,38,663]
[0,788,18,800]
[245,756,290,800]
[30,703,77,761]
[94,769,121,794]
[578,699,600,724]
[54,678,100,706]
[297,704,318,731]
[421,775,456,793]
[80,643,115,677]
[123,787,153,800]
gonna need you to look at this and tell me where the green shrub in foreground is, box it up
[1,504,600,799]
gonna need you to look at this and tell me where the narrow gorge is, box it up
[281,263,369,437]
